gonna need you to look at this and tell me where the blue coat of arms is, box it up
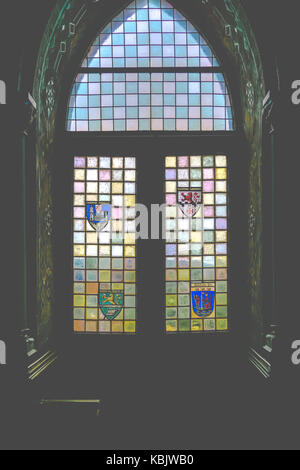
[99,292,124,321]
[86,203,111,231]
[192,290,215,318]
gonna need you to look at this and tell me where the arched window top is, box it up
[67,0,234,132]
[82,0,220,69]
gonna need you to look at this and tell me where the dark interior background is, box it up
[0,0,300,450]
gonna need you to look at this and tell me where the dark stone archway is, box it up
[32,0,265,357]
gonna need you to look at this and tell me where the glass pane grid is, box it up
[73,156,137,334]
[67,72,233,132]
[165,155,229,333]
[66,0,234,132]
[82,0,220,69]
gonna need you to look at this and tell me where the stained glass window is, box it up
[67,0,234,132]
[165,155,228,333]
[73,156,137,334]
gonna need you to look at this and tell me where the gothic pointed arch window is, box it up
[67,0,236,335]
[67,0,234,133]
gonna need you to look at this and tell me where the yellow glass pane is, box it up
[216,168,227,180]
[166,182,176,193]
[74,245,85,256]
[178,269,190,281]
[216,256,227,267]
[74,295,85,307]
[74,170,85,181]
[215,156,227,167]
[166,295,177,307]
[216,293,228,305]
[112,321,124,333]
[191,232,202,243]
[86,233,98,244]
[166,320,178,332]
[112,283,124,291]
[166,157,176,168]
[216,231,227,242]
[74,195,85,205]
[99,271,111,282]
[125,233,136,244]
[125,272,136,283]
[86,194,97,202]
[112,183,123,194]
[99,246,110,256]
[125,195,136,207]
[166,207,177,218]
[191,319,203,331]
[203,194,214,205]
[125,246,136,257]
[124,321,136,333]
[216,319,228,331]
[204,244,215,255]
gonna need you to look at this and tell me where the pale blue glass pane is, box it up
[175,20,187,33]
[100,46,112,57]
[89,121,101,131]
[113,34,124,45]
[176,107,188,118]
[89,96,100,107]
[202,107,213,119]
[149,0,161,8]
[76,109,88,120]
[137,9,149,20]
[125,22,137,33]
[127,107,138,118]
[150,21,162,33]
[115,120,126,131]
[76,83,88,95]
[152,107,163,118]
[162,8,173,20]
[76,96,88,107]
[214,95,226,106]
[215,120,226,131]
[102,108,113,119]
[74,258,85,269]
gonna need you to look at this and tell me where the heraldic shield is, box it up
[191,283,216,318]
[99,292,124,321]
[178,190,202,218]
[86,203,111,231]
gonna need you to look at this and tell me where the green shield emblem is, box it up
[99,292,124,321]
